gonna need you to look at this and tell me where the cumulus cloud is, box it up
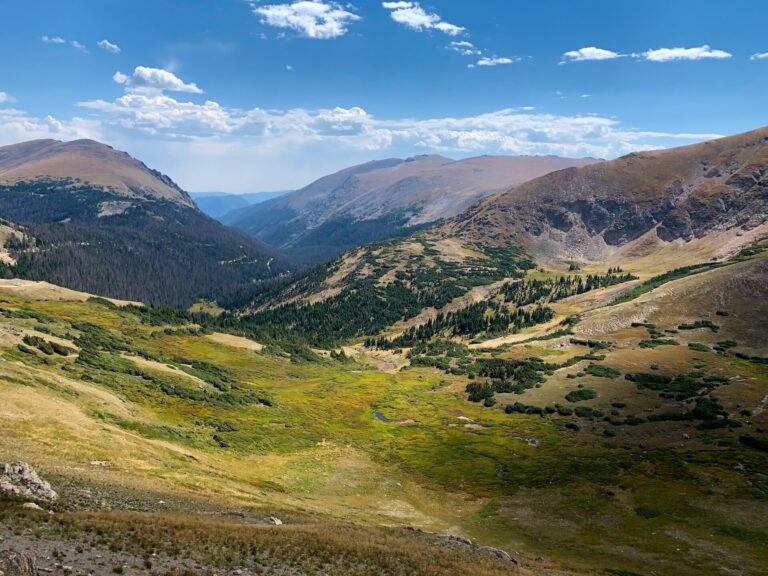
[0,107,100,146]
[475,56,517,67]
[248,1,360,39]
[560,47,624,64]
[642,45,732,62]
[113,66,203,95]
[561,45,733,64]
[750,52,768,60]
[382,1,464,36]
[449,41,481,56]
[97,39,121,54]
[0,92,14,104]
[76,90,721,162]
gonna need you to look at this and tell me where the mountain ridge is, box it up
[0,138,195,207]
[0,138,293,307]
[224,153,602,264]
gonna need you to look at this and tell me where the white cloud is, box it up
[248,1,360,39]
[113,66,203,95]
[641,45,732,62]
[0,107,100,146]
[0,92,15,104]
[560,47,623,64]
[42,35,87,52]
[475,56,517,67]
[750,52,768,60]
[382,1,464,36]
[76,91,721,163]
[561,45,733,64]
[449,41,481,56]
[97,39,121,54]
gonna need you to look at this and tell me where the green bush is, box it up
[688,343,710,352]
[585,364,621,379]
[565,388,597,403]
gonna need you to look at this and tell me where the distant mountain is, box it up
[0,139,195,207]
[0,139,293,308]
[191,190,292,220]
[245,127,768,344]
[447,126,768,265]
[222,154,601,265]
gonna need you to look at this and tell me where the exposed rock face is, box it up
[448,126,768,261]
[0,462,58,502]
[0,550,39,576]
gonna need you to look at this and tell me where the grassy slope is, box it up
[0,257,767,575]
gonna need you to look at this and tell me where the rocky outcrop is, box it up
[449,126,768,263]
[404,527,518,565]
[0,462,58,502]
[0,550,39,576]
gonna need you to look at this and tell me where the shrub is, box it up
[585,364,620,379]
[688,343,710,352]
[639,339,679,348]
[575,406,603,418]
[555,404,573,416]
[678,320,720,333]
[565,389,597,403]
[739,435,768,452]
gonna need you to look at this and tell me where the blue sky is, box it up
[0,0,766,192]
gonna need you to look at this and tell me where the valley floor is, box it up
[0,255,767,576]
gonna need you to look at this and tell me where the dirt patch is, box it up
[205,333,264,352]
[0,279,140,306]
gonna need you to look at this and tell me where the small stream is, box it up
[373,410,412,424]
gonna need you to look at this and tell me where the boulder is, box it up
[0,550,39,576]
[266,516,283,526]
[478,546,518,564]
[0,462,58,502]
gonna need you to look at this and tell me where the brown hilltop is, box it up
[446,126,768,264]
[0,138,194,207]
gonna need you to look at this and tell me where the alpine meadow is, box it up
[0,2,766,576]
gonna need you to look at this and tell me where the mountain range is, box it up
[223,154,601,264]
[190,190,292,219]
[0,139,292,308]
[0,128,767,576]
[247,127,768,343]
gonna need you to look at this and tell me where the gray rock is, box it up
[21,503,45,512]
[0,462,58,502]
[0,550,39,576]
[478,545,518,564]
[266,516,283,525]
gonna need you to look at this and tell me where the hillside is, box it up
[0,139,195,207]
[448,126,768,265]
[247,128,768,346]
[191,190,292,219]
[0,139,293,308]
[0,247,766,576]
[223,154,601,264]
